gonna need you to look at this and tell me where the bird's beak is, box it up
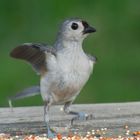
[83,26,96,34]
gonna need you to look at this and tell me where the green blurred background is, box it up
[0,0,140,107]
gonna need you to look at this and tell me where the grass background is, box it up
[0,0,140,107]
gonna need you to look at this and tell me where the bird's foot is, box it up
[47,128,56,138]
[71,112,93,125]
[46,126,57,138]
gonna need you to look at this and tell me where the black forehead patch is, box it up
[82,21,89,28]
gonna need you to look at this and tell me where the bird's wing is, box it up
[9,85,40,101]
[8,85,40,109]
[86,54,97,74]
[86,54,97,63]
[10,43,56,75]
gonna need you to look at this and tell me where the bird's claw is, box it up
[71,112,93,125]
[46,126,57,138]
[86,114,93,120]
[47,130,56,138]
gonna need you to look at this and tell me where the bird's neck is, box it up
[54,37,83,51]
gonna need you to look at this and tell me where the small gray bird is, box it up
[9,18,97,137]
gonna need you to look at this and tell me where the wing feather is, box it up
[10,43,56,74]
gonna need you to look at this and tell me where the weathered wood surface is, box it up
[0,102,140,136]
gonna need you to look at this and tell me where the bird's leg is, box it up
[44,101,56,138]
[63,102,93,125]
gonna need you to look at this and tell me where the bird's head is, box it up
[58,18,96,43]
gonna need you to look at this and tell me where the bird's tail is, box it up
[8,85,40,110]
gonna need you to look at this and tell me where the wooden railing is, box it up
[0,102,140,136]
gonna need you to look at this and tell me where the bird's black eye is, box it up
[71,23,78,30]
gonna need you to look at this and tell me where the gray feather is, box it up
[87,54,97,62]
[8,85,40,110]
[9,85,40,101]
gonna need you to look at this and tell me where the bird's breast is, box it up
[49,52,92,102]
[41,47,93,103]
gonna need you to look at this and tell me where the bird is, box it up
[9,18,97,138]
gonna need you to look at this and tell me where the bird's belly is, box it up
[50,69,91,103]
[51,84,79,103]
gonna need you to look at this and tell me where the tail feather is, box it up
[8,85,40,108]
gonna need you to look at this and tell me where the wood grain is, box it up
[0,102,140,136]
